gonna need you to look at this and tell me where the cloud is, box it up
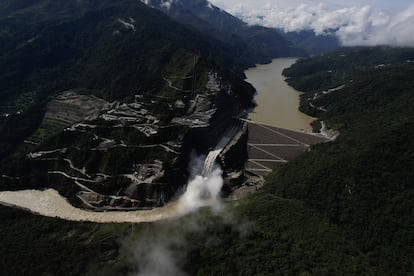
[177,154,224,215]
[128,154,244,276]
[134,238,188,276]
[209,0,414,47]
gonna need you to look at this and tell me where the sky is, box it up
[209,0,414,46]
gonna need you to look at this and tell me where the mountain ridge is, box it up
[141,0,307,65]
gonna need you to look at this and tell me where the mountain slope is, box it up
[0,0,256,208]
[281,30,340,55]
[0,0,255,158]
[141,0,306,65]
[0,0,250,109]
[269,47,414,274]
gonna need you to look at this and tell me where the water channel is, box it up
[245,58,315,132]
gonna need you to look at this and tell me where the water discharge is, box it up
[178,166,224,214]
[0,157,226,276]
[245,58,316,132]
[131,159,227,276]
[0,158,224,223]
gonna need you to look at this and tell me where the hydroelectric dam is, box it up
[202,118,329,177]
[243,119,328,176]
[0,119,328,223]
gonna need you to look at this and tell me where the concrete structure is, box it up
[244,120,328,177]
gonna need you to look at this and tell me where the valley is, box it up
[0,0,412,275]
[0,59,328,221]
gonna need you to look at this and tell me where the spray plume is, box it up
[131,155,226,276]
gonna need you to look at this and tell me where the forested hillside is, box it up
[228,47,413,275]
[141,0,306,66]
[281,30,340,55]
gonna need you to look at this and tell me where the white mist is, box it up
[178,167,224,214]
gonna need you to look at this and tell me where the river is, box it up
[0,189,182,223]
[245,58,315,132]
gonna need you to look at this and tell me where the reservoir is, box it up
[245,58,315,132]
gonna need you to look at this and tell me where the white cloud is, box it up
[209,0,414,47]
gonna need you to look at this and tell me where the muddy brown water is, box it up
[245,58,316,132]
[0,189,182,223]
